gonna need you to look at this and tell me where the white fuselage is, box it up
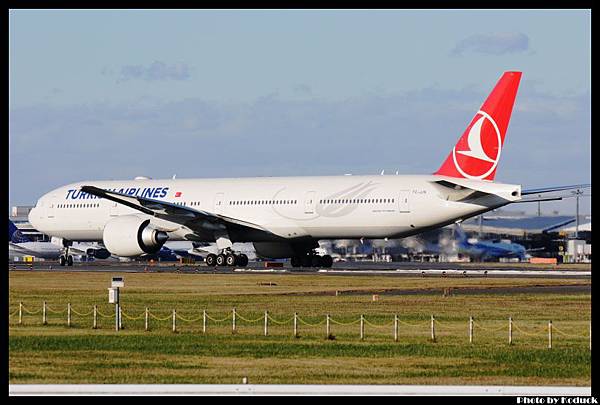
[28,174,521,245]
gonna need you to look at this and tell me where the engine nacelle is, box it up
[103,215,168,257]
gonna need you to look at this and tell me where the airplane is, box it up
[9,219,62,260]
[452,224,531,262]
[9,219,112,264]
[27,71,590,268]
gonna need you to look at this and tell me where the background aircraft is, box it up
[452,224,530,261]
[9,219,62,260]
[9,219,113,263]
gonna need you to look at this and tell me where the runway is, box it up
[8,260,591,279]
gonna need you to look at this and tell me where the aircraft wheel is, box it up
[301,255,312,267]
[67,255,74,266]
[290,256,302,268]
[238,254,249,267]
[311,255,322,267]
[59,255,66,266]
[205,253,217,266]
[216,254,226,266]
[225,254,236,266]
[321,255,333,268]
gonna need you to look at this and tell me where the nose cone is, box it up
[27,205,40,230]
[155,231,169,245]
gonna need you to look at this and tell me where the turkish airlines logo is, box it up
[452,110,502,180]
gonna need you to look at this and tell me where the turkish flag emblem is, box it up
[175,191,182,197]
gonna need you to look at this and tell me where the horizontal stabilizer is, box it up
[510,196,563,204]
[521,184,590,196]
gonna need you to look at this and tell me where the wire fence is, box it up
[8,302,591,349]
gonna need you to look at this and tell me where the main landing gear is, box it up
[58,250,74,267]
[290,252,333,268]
[205,251,249,267]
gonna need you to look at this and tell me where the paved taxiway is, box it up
[9,260,591,280]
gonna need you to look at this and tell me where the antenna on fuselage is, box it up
[380,170,385,175]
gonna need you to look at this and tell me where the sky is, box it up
[9,9,591,216]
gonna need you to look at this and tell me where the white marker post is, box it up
[264,311,269,337]
[93,305,97,329]
[203,310,207,334]
[232,308,237,334]
[145,308,149,332]
[172,309,177,333]
[67,303,71,327]
[326,314,331,338]
[19,302,22,326]
[509,317,513,346]
[469,317,474,344]
[294,312,298,338]
[548,321,552,349]
[43,301,47,325]
[394,314,398,342]
[431,315,436,343]
[360,315,365,341]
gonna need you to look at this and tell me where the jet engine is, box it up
[102,215,168,257]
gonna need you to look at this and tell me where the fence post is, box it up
[67,303,71,327]
[394,314,398,342]
[19,302,22,325]
[232,308,236,334]
[145,308,149,331]
[264,311,268,336]
[548,320,552,349]
[469,316,473,344]
[43,301,47,325]
[93,305,97,329]
[115,303,119,331]
[509,317,513,345]
[294,312,298,338]
[431,315,436,342]
[326,314,330,337]
[172,309,177,333]
[360,315,365,341]
[203,310,207,334]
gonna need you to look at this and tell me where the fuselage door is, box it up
[398,190,410,213]
[304,191,316,214]
[47,200,55,218]
[109,202,120,216]
[214,192,225,214]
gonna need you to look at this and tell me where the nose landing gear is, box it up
[58,253,74,266]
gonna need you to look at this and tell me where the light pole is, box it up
[572,189,583,239]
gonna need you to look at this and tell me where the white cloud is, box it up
[451,32,530,56]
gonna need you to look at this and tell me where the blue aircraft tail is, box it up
[9,219,30,243]
[453,224,469,247]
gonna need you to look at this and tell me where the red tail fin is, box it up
[434,71,522,181]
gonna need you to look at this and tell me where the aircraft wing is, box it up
[521,184,590,196]
[80,185,281,241]
[8,242,36,255]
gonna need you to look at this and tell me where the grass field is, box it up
[9,270,591,385]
